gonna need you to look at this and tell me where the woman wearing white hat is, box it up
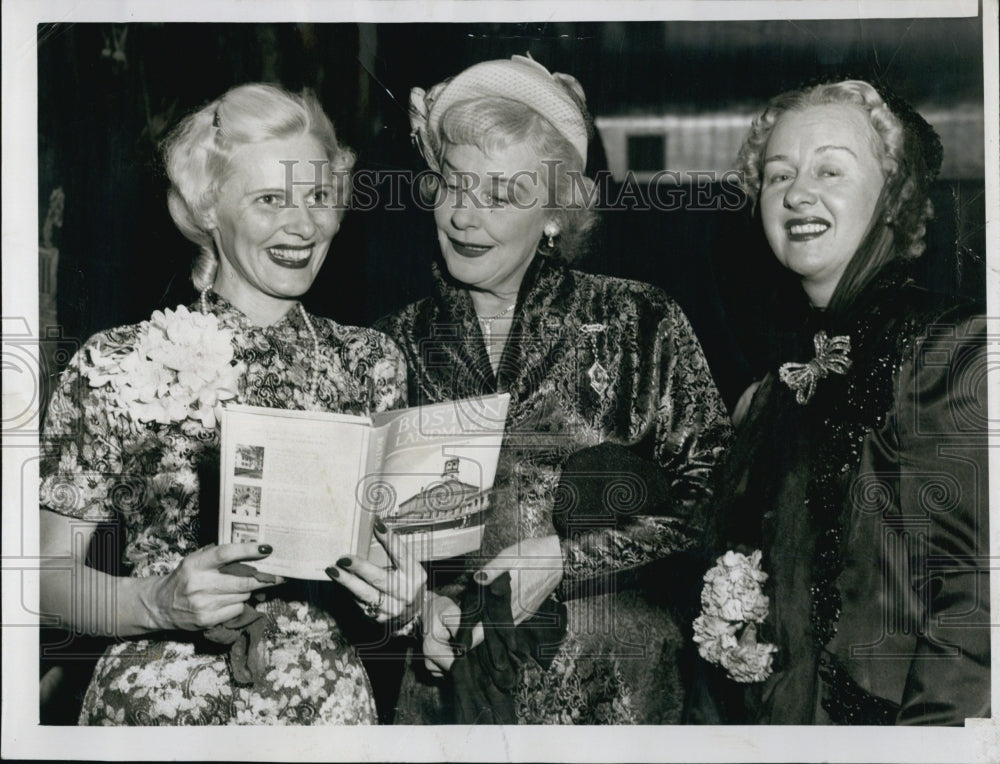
[333,55,733,724]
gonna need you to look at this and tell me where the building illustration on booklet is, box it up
[218,393,509,577]
[385,457,491,556]
[234,444,264,477]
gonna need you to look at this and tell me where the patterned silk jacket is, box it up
[378,254,734,724]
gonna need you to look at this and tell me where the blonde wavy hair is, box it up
[734,80,942,314]
[162,83,356,291]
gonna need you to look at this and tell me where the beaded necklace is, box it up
[200,287,321,407]
[476,302,516,371]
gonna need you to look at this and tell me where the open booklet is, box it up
[218,393,510,579]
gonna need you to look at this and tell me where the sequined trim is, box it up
[805,270,940,650]
[804,271,925,653]
[818,651,897,724]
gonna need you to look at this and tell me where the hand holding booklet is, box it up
[218,393,510,579]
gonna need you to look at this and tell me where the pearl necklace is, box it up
[200,287,321,408]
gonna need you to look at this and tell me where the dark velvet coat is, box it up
[706,264,990,725]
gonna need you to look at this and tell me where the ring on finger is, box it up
[363,589,384,619]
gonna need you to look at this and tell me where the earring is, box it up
[543,221,561,250]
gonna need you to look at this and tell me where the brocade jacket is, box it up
[377,254,733,723]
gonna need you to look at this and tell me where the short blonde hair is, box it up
[162,83,355,291]
[422,96,597,262]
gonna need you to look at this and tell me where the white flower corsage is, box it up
[86,304,244,428]
[692,549,778,683]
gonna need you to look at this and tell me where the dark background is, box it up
[38,19,987,406]
[36,17,987,723]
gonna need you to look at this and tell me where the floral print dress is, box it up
[40,292,407,725]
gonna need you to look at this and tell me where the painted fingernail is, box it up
[336,557,352,568]
[258,544,273,555]
[325,566,340,579]
[374,520,388,535]
[474,571,487,584]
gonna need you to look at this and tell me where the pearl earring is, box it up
[543,221,561,249]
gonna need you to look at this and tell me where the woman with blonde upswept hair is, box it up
[39,83,407,725]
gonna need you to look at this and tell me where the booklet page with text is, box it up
[218,393,509,579]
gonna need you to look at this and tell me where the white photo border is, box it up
[3,1,996,761]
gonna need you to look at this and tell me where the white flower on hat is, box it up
[409,80,449,171]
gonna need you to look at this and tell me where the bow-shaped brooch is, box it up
[778,330,852,405]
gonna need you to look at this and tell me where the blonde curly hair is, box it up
[735,79,940,262]
[420,96,598,262]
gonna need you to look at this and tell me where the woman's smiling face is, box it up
[760,103,887,307]
[433,141,551,299]
[208,134,342,311]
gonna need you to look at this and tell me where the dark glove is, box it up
[448,572,567,724]
[203,562,278,688]
[554,443,683,601]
